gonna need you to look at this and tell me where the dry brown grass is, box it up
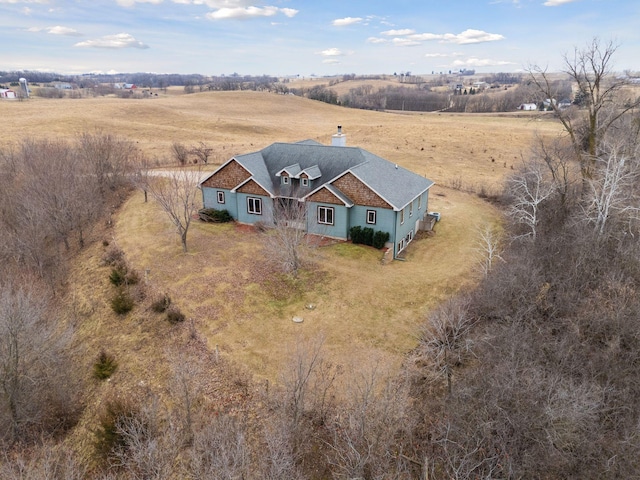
[110,184,500,380]
[2,91,562,380]
[0,90,562,189]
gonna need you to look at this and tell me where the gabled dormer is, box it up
[296,165,321,188]
[275,163,302,186]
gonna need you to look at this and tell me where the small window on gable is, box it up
[366,210,376,225]
[282,176,290,185]
[217,191,225,204]
[301,177,309,187]
[400,208,405,225]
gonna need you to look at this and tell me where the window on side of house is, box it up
[418,194,422,210]
[400,207,405,225]
[217,191,225,204]
[247,197,262,215]
[301,177,309,187]
[317,206,334,225]
[366,209,376,224]
[409,201,413,217]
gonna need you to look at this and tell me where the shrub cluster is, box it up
[109,264,140,287]
[151,294,172,313]
[166,305,186,324]
[111,288,134,315]
[349,226,390,249]
[198,208,233,223]
[94,349,118,380]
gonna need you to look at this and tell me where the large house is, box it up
[199,127,435,257]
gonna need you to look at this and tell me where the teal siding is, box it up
[307,202,349,239]
[236,193,274,225]
[202,187,239,219]
[394,198,419,256]
[348,205,394,238]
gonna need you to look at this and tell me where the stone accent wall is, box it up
[201,160,250,189]
[307,187,343,205]
[332,173,392,209]
[237,179,269,196]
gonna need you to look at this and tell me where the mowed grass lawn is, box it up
[114,184,500,380]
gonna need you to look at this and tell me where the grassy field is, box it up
[2,91,563,381]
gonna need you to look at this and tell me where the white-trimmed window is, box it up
[217,191,225,204]
[317,206,334,225]
[282,176,290,185]
[400,208,405,225]
[366,209,376,225]
[418,194,422,210]
[409,201,413,217]
[247,197,262,215]
[301,177,309,187]
[398,238,405,252]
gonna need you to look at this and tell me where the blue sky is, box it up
[1,0,638,76]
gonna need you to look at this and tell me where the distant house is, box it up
[113,83,137,90]
[0,89,16,99]
[558,99,572,109]
[518,103,537,111]
[199,127,435,258]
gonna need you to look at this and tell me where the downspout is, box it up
[392,208,398,260]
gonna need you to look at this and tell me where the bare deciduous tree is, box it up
[529,38,640,182]
[190,141,213,164]
[146,168,202,253]
[474,224,504,276]
[264,198,310,276]
[0,282,76,443]
[76,131,137,194]
[171,142,190,166]
[582,139,640,235]
[188,415,250,479]
[418,297,475,395]
[507,159,555,241]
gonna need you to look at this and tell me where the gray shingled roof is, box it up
[206,141,434,210]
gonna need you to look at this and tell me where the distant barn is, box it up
[518,103,537,111]
[0,89,16,99]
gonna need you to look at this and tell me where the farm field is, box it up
[2,91,564,379]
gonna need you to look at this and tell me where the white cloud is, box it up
[115,0,162,6]
[367,37,387,44]
[0,0,48,3]
[451,57,515,67]
[543,0,577,5]
[411,29,504,44]
[75,33,149,49]
[47,25,82,36]
[424,53,449,58]
[381,29,415,36]
[281,8,297,18]
[318,47,344,57]
[392,37,421,47]
[332,17,362,26]
[322,59,341,64]
[206,6,297,20]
